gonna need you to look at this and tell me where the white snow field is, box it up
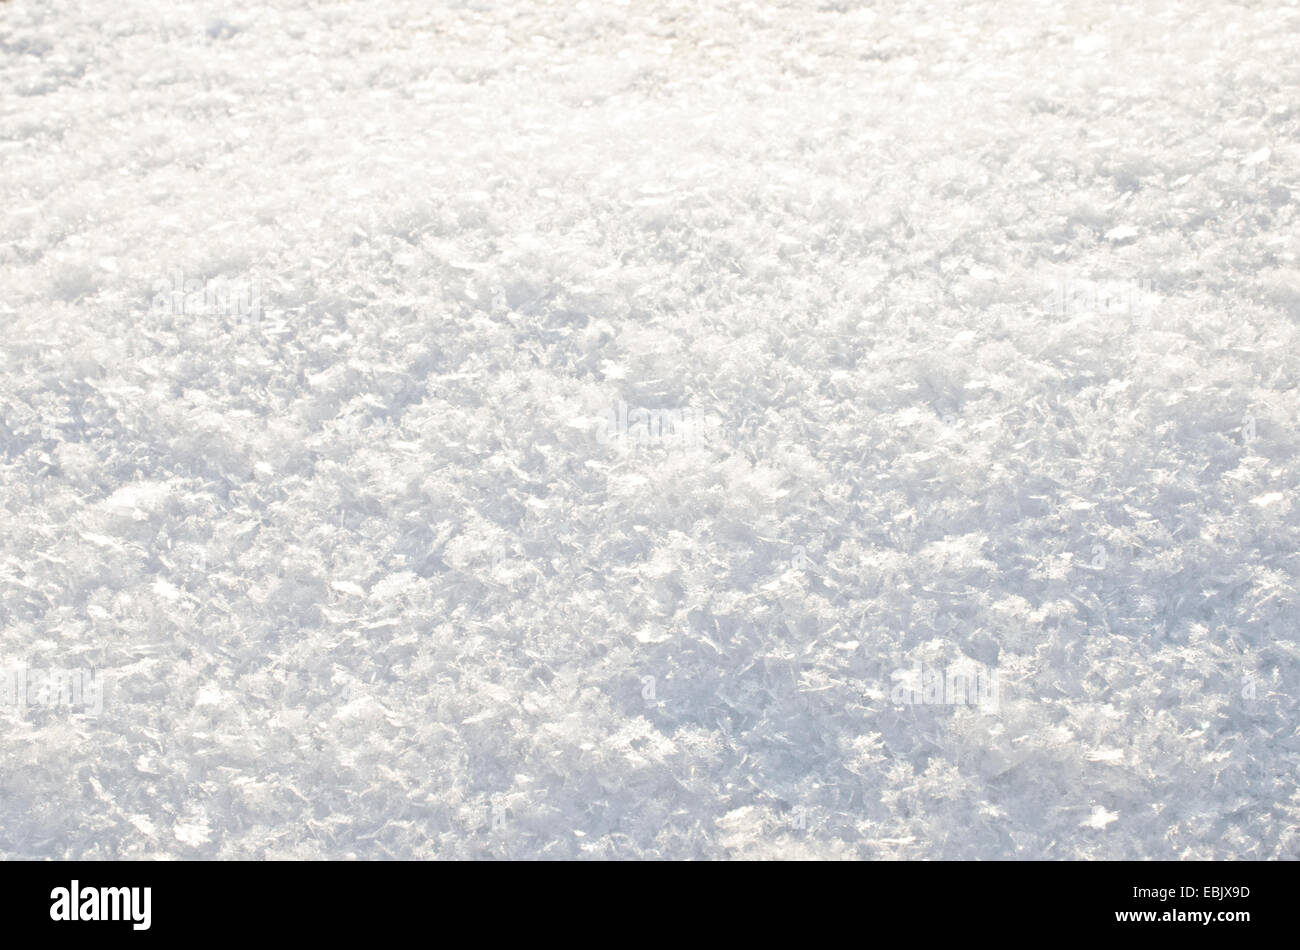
[1,0,1299,860]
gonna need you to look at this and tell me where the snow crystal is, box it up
[0,0,1297,860]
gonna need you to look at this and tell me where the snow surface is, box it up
[1,0,1298,859]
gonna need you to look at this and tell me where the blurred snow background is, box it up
[1,0,1298,859]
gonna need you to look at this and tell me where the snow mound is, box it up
[1,0,1298,859]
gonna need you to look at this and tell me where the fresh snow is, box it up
[1,0,1298,859]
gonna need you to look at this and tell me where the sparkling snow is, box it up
[1,0,1298,859]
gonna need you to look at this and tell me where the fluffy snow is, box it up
[1,0,1298,859]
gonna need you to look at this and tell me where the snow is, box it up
[1,0,1298,859]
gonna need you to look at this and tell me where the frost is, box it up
[1,0,1297,861]
[1080,807,1120,830]
[174,819,212,848]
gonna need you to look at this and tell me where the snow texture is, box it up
[1,0,1299,859]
